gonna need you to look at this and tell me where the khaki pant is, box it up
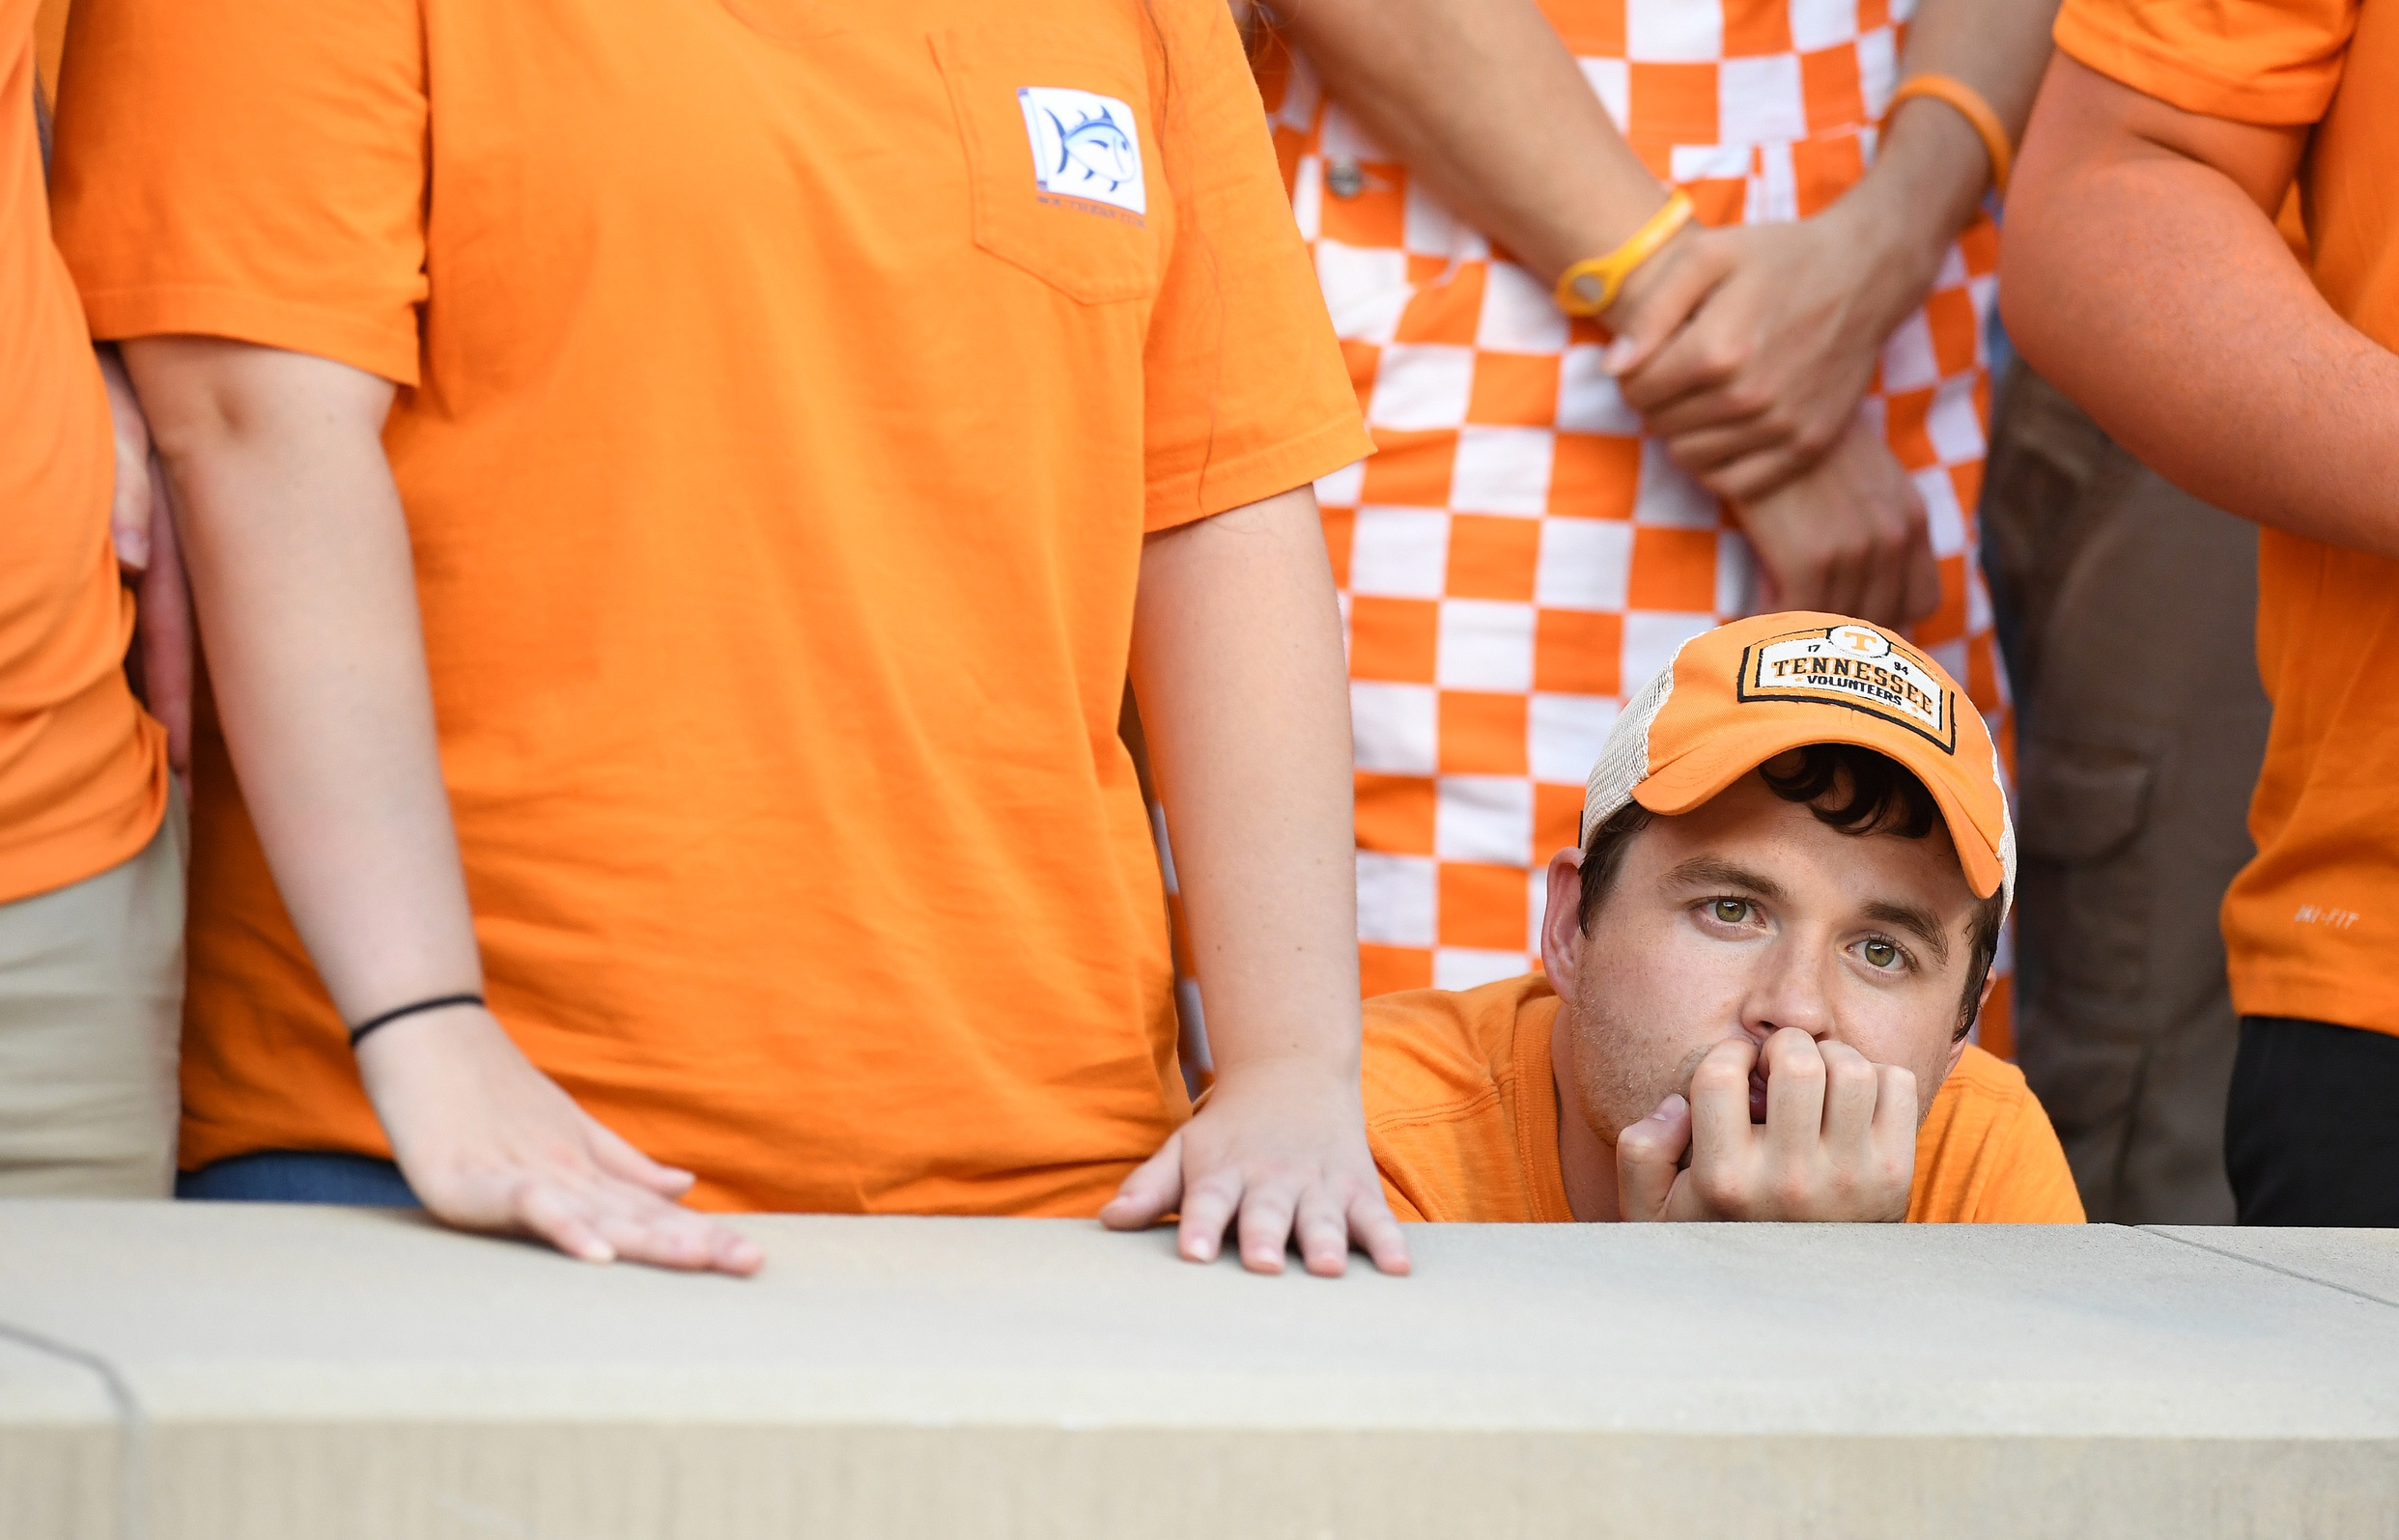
[0,788,186,1197]
[1982,367,2271,1224]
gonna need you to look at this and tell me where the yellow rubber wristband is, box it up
[1881,74,2012,196]
[1553,190,1696,319]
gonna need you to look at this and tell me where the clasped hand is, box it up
[1600,212,1945,629]
[1616,1026,1918,1222]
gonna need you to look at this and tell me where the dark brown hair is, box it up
[1577,743,2003,1038]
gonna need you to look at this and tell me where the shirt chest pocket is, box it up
[932,25,1164,305]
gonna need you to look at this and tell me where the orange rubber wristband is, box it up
[1881,74,2012,196]
[1554,190,1696,319]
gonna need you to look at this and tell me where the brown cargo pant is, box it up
[1981,367,2270,1225]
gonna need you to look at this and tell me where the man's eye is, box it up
[1709,898,1751,925]
[1861,938,1902,969]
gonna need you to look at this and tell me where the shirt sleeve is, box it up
[1971,1088,2089,1224]
[2053,0,2358,126]
[1140,0,1371,531]
[50,0,430,385]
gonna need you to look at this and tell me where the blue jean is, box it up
[177,1150,420,1207]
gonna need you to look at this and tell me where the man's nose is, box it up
[1741,936,1836,1041]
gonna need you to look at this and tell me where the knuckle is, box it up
[1693,1166,1748,1211]
[1697,343,1744,382]
[1691,1057,1748,1094]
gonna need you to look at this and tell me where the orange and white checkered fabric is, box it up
[1257,0,2017,1050]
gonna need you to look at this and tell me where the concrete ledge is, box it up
[4,1203,2395,1538]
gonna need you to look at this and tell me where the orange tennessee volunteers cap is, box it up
[1583,611,2015,913]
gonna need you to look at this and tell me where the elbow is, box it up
[1993,235,2050,382]
[1995,180,2074,390]
[1994,143,2132,411]
[120,335,396,472]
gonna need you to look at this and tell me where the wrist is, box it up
[1846,98,1990,286]
[1203,1047,1362,1097]
[351,997,499,1074]
[347,990,487,1050]
[1820,174,1952,338]
[1556,189,1693,320]
[1597,217,1703,333]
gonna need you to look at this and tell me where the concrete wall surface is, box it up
[2,1202,2395,1540]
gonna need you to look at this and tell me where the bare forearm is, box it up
[1897,0,2058,141]
[1132,486,1361,1078]
[1830,0,2060,328]
[1276,0,1662,283]
[126,338,481,1019]
[2003,61,2399,555]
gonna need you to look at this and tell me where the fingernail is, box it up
[1603,340,1636,373]
[1663,1093,1689,1115]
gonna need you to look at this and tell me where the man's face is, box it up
[1542,763,1983,1150]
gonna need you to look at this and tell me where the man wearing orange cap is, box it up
[1361,613,2081,1223]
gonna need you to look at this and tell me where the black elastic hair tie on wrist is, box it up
[347,993,485,1049]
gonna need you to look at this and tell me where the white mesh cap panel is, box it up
[1580,645,1686,843]
[1991,733,2018,918]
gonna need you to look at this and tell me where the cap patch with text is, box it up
[1736,623,1954,752]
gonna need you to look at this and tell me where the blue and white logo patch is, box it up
[1018,86,1145,217]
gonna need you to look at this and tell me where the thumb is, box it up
[110,460,153,576]
[1601,237,1729,377]
[98,350,155,574]
[1099,1127,1186,1230]
[1614,1094,1692,1221]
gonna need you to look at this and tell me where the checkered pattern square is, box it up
[1233,3,2016,1048]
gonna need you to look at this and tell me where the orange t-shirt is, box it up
[2056,0,2399,1036]
[50,0,1369,1211]
[1363,975,2086,1223]
[0,0,163,909]
[32,0,63,91]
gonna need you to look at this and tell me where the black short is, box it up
[2226,1016,2399,1227]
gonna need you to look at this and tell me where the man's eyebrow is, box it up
[1862,899,1952,966]
[1662,856,1790,904]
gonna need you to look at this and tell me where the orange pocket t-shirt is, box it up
[51,0,1369,1209]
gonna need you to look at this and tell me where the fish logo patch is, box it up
[1018,86,1146,218]
[1737,623,1956,751]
